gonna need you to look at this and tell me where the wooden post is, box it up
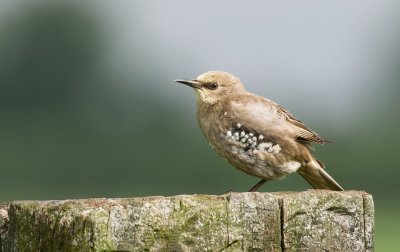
[0,191,374,251]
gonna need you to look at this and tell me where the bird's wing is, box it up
[228,95,328,144]
[274,103,329,144]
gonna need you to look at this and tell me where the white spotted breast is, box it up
[197,97,303,180]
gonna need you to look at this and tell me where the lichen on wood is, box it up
[0,191,374,251]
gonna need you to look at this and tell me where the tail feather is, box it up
[297,159,344,191]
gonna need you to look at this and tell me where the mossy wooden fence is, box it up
[0,191,374,251]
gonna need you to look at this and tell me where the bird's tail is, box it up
[297,159,344,191]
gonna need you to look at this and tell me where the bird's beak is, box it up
[174,79,201,89]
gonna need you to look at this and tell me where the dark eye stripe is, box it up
[204,82,218,90]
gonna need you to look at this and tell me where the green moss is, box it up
[139,196,228,251]
[5,201,114,251]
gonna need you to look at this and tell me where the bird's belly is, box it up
[208,126,301,180]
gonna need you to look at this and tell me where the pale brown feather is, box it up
[297,160,343,191]
[275,103,329,144]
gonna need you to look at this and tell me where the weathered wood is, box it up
[279,191,374,252]
[0,191,373,251]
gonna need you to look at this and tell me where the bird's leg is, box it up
[248,179,268,192]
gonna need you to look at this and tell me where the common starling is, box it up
[175,71,343,192]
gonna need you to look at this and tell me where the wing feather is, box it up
[228,95,329,144]
[275,104,329,144]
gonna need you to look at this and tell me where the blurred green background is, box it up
[0,1,399,250]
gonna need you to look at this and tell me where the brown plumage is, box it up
[175,71,343,191]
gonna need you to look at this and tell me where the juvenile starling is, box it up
[175,71,343,191]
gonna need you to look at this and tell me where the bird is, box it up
[175,71,344,192]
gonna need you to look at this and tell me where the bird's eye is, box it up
[205,82,218,90]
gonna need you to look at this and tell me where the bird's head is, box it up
[175,71,246,105]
